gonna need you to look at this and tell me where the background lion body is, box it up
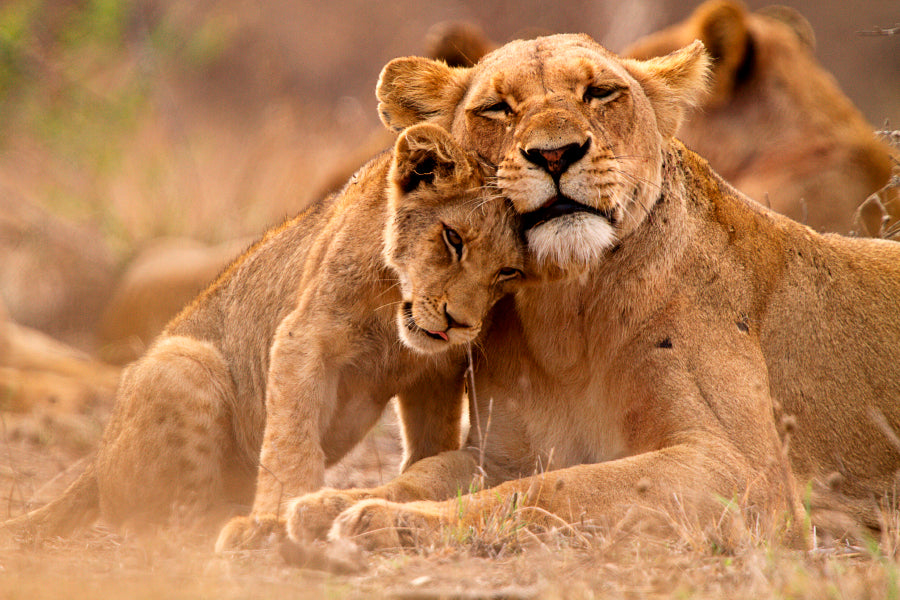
[623,0,898,235]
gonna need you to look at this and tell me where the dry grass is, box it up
[4,487,900,599]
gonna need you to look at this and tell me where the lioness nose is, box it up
[520,139,591,178]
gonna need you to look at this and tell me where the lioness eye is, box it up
[583,86,621,104]
[496,267,523,282]
[442,225,464,259]
[479,100,512,119]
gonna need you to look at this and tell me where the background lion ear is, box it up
[624,40,712,139]
[377,57,472,132]
[391,124,467,194]
[424,21,495,68]
[757,5,815,51]
[692,0,750,106]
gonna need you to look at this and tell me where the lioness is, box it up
[623,0,898,235]
[280,34,900,551]
[2,123,524,540]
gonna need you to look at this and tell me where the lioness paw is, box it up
[214,514,285,553]
[285,488,374,544]
[328,499,442,551]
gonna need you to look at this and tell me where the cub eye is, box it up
[496,267,523,282]
[442,225,464,259]
[583,86,621,104]
[479,100,513,119]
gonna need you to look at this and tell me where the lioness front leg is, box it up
[329,439,805,551]
[285,448,482,544]
[216,318,336,552]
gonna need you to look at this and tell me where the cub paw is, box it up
[285,488,372,544]
[214,513,286,553]
[328,499,441,551]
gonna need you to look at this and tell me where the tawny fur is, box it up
[2,124,523,545]
[97,237,255,365]
[283,34,900,551]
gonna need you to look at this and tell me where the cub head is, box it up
[377,34,709,272]
[385,123,524,354]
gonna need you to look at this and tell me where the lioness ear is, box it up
[391,123,469,195]
[691,0,750,106]
[377,57,472,132]
[624,40,712,139]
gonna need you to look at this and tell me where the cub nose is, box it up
[443,304,471,329]
[520,139,591,178]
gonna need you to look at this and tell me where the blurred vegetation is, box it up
[0,0,237,255]
[1,0,141,142]
[1,1,143,250]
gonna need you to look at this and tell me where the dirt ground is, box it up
[2,404,900,599]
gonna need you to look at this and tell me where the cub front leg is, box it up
[394,365,466,472]
[217,316,338,552]
[284,367,471,545]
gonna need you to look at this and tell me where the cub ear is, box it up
[624,40,712,139]
[691,0,751,106]
[390,123,470,195]
[376,57,472,132]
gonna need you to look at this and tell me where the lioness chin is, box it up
[2,123,524,546]
[282,34,900,552]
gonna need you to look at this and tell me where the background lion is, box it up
[623,0,898,235]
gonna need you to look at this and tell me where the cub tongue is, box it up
[427,330,449,341]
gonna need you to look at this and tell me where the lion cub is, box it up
[4,123,524,545]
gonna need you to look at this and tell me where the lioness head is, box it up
[385,123,524,354]
[377,34,710,271]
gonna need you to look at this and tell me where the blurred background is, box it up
[0,0,897,353]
